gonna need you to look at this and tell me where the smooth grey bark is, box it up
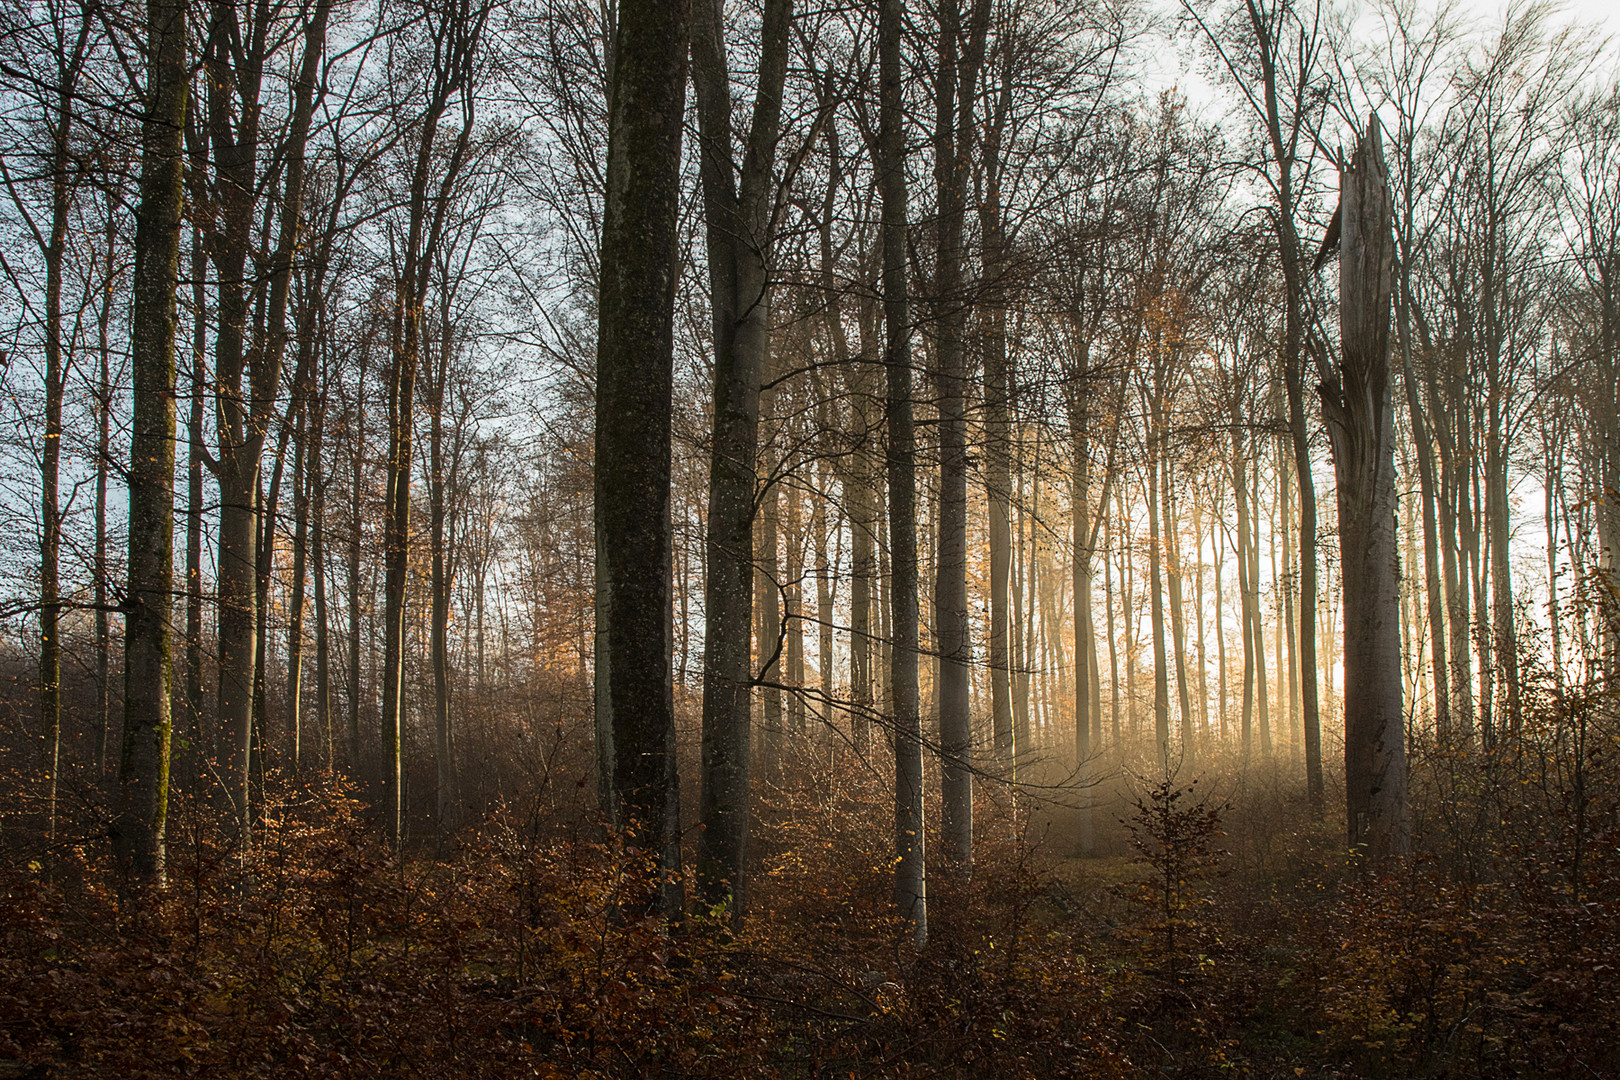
[1401,348,1451,739]
[594,0,689,915]
[980,73,1014,758]
[1104,519,1121,745]
[288,402,311,768]
[755,438,782,771]
[814,460,836,706]
[310,387,333,772]
[932,0,990,878]
[1278,432,1301,748]
[115,0,185,885]
[1322,119,1410,858]
[1163,456,1195,759]
[810,107,877,750]
[1064,362,1118,850]
[426,308,467,834]
[1252,450,1270,753]
[185,236,209,768]
[1068,404,1096,848]
[691,0,792,918]
[1212,506,1226,739]
[1191,501,1212,744]
[879,0,926,946]
[1147,439,1170,760]
[94,213,116,777]
[1203,0,1325,795]
[785,488,806,736]
[1232,425,1256,756]
[1013,456,1032,750]
[346,343,368,776]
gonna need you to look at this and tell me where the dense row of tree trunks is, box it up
[13,0,1615,931]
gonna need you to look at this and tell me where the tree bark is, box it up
[691,0,791,917]
[595,0,689,915]
[115,0,186,885]
[879,0,926,946]
[980,82,1014,759]
[1323,119,1410,858]
[933,0,989,878]
[380,0,484,848]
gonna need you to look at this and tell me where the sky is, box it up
[1148,0,1618,122]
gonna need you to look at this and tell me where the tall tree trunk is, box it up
[1213,507,1227,741]
[1279,433,1301,752]
[426,303,459,834]
[1486,414,1520,733]
[1252,451,1270,757]
[933,0,989,877]
[204,0,265,842]
[346,347,367,776]
[595,0,688,914]
[1013,441,1033,751]
[1104,519,1121,745]
[1148,446,1170,761]
[1069,406,1094,852]
[1233,427,1256,758]
[311,393,332,773]
[257,419,294,766]
[981,111,1014,759]
[380,0,483,847]
[814,465,836,705]
[1164,456,1194,759]
[288,405,310,770]
[1192,501,1212,747]
[39,50,73,838]
[1115,479,1136,741]
[692,0,792,916]
[116,0,186,884]
[756,451,782,770]
[880,0,926,945]
[1323,119,1409,858]
[95,215,117,777]
[185,235,210,771]
[785,486,806,736]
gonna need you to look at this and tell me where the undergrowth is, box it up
[2,695,1618,1078]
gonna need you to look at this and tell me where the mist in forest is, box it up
[0,0,1616,1074]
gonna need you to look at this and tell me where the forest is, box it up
[0,0,1617,1073]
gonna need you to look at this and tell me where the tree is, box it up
[0,0,94,839]
[1184,0,1328,802]
[114,0,186,885]
[1320,118,1409,857]
[378,0,489,847]
[594,0,689,915]
[932,0,990,880]
[692,0,794,921]
[196,0,331,838]
[878,0,925,945]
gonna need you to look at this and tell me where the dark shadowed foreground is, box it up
[3,695,1618,1079]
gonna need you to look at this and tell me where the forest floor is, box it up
[2,743,1618,1079]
